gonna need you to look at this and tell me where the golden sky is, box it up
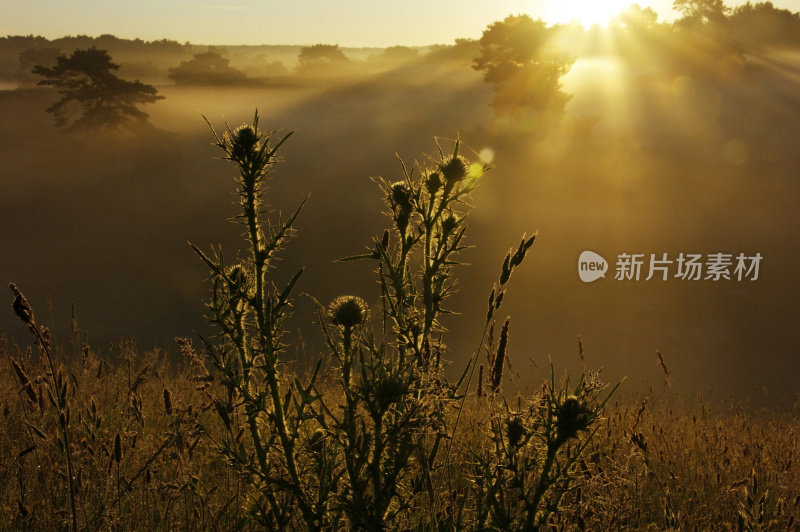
[3,0,800,46]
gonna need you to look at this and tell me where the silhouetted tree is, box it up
[382,45,418,61]
[16,47,61,86]
[473,15,574,121]
[243,54,288,78]
[729,2,800,46]
[425,38,480,63]
[296,44,349,73]
[33,47,162,129]
[168,49,247,85]
[614,4,660,32]
[674,0,729,26]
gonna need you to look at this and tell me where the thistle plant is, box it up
[471,363,618,531]
[189,112,322,529]
[313,142,490,527]
[186,111,615,530]
[342,139,487,367]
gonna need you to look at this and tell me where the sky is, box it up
[3,0,800,47]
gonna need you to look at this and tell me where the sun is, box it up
[542,0,635,27]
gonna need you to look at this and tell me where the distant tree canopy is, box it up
[296,44,349,73]
[673,0,729,26]
[33,47,163,129]
[729,2,800,46]
[614,4,660,32]
[473,15,574,119]
[382,45,419,61]
[168,49,247,85]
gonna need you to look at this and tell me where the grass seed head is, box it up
[9,283,34,326]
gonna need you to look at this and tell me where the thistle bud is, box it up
[441,214,459,235]
[426,172,442,194]
[390,182,413,214]
[226,265,251,302]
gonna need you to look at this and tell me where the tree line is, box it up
[17,0,800,131]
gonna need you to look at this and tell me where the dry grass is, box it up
[1,335,798,530]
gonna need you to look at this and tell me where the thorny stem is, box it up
[243,170,317,530]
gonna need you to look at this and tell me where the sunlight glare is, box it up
[543,0,633,28]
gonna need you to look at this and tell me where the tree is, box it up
[296,44,349,73]
[168,49,248,85]
[673,0,729,26]
[729,2,800,46]
[614,4,660,32]
[33,47,162,129]
[473,15,574,121]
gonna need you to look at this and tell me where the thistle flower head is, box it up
[556,395,592,442]
[225,124,261,164]
[375,375,405,412]
[440,155,468,186]
[329,295,369,328]
[506,416,526,448]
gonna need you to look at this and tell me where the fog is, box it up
[2,29,800,405]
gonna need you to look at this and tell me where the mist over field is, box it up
[2,19,800,406]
